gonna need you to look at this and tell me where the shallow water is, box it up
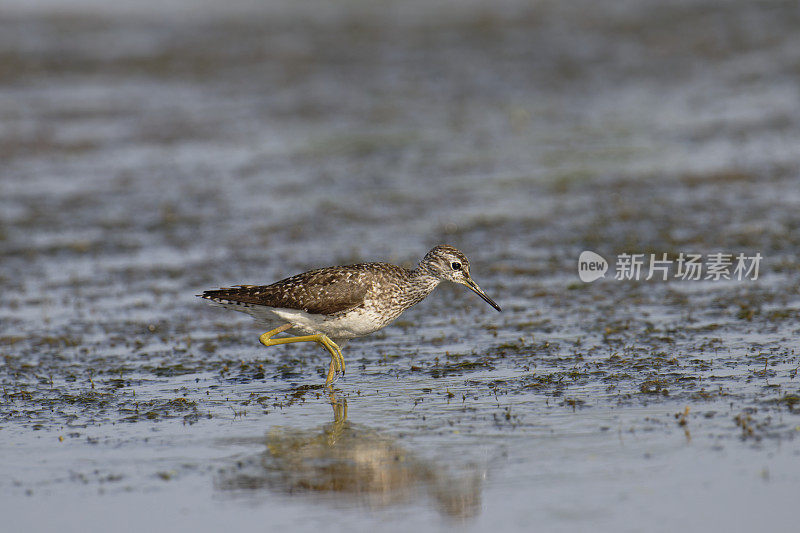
[2,0,800,531]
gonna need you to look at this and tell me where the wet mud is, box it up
[1,0,799,531]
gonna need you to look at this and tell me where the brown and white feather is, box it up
[198,245,494,343]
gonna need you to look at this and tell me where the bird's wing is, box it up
[200,265,373,316]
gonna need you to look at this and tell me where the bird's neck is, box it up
[404,266,441,306]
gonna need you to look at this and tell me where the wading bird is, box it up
[200,245,501,388]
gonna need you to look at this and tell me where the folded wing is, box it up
[200,266,370,316]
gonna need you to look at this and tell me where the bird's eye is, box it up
[451,261,462,271]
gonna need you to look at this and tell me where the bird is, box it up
[199,245,501,388]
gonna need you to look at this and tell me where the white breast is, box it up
[209,299,398,342]
[270,307,387,341]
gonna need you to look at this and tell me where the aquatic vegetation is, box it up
[1,0,799,529]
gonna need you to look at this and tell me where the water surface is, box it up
[1,1,800,531]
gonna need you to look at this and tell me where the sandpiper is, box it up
[200,245,501,388]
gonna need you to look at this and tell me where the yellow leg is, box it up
[258,324,345,388]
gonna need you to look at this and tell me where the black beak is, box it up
[462,277,502,312]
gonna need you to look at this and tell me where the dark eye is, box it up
[451,261,462,271]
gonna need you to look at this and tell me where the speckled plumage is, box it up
[201,262,440,340]
[199,245,500,386]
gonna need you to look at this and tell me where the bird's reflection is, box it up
[216,393,482,520]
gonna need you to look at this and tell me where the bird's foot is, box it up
[319,336,345,388]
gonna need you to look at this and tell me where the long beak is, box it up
[462,277,502,312]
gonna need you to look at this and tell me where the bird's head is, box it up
[420,245,501,312]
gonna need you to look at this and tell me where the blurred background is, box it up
[1,0,799,531]
[3,0,798,292]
